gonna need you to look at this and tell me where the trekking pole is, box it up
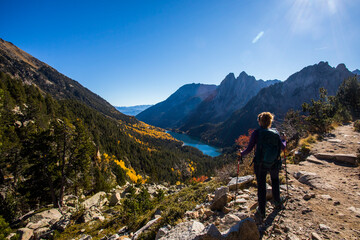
[284,147,289,200]
[235,153,241,200]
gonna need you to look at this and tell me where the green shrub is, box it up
[354,120,360,132]
[0,216,12,240]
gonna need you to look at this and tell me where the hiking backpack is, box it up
[254,128,282,168]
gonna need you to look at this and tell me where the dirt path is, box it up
[261,123,360,240]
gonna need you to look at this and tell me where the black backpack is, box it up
[254,128,282,168]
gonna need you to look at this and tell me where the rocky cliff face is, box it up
[136,83,217,128]
[197,62,355,147]
[0,38,131,122]
[180,72,279,131]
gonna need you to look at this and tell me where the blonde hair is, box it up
[258,112,274,129]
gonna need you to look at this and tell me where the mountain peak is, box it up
[225,72,236,80]
[353,69,360,75]
[238,71,248,78]
[336,63,347,71]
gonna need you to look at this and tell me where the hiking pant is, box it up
[254,164,281,216]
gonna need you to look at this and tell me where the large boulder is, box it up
[26,208,62,229]
[222,218,260,240]
[81,191,108,209]
[227,175,254,191]
[158,221,205,240]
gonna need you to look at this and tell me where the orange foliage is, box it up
[235,129,254,150]
[191,175,208,183]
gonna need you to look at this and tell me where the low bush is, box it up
[354,120,360,132]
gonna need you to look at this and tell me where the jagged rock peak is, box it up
[336,63,347,71]
[238,71,248,78]
[224,72,236,80]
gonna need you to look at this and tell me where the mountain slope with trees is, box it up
[0,40,221,224]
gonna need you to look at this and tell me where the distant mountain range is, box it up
[137,73,279,129]
[136,83,217,128]
[116,105,153,116]
[137,61,356,147]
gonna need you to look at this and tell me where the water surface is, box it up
[168,131,221,157]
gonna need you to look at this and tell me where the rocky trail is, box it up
[13,124,360,240]
[277,124,360,240]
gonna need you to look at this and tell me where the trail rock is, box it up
[311,232,323,240]
[218,214,240,230]
[108,234,120,240]
[314,153,357,165]
[53,214,71,231]
[158,220,205,240]
[348,206,360,217]
[81,191,108,209]
[227,175,254,191]
[320,195,332,201]
[306,155,328,165]
[133,216,162,240]
[79,234,92,240]
[196,224,222,240]
[294,171,333,190]
[319,224,331,231]
[109,192,121,206]
[63,194,78,207]
[211,194,228,211]
[17,228,33,240]
[286,233,300,240]
[33,227,52,239]
[155,226,171,240]
[222,218,260,240]
[81,206,105,223]
[213,186,229,202]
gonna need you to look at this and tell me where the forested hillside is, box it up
[0,42,221,224]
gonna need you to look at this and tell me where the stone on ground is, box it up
[227,175,254,191]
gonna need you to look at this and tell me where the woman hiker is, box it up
[239,112,286,220]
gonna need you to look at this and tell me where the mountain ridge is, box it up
[137,71,280,130]
[193,61,355,147]
[0,38,131,122]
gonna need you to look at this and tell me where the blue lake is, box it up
[168,131,222,157]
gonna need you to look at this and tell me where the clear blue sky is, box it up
[1,0,359,106]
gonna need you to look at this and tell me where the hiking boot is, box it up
[274,196,286,210]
